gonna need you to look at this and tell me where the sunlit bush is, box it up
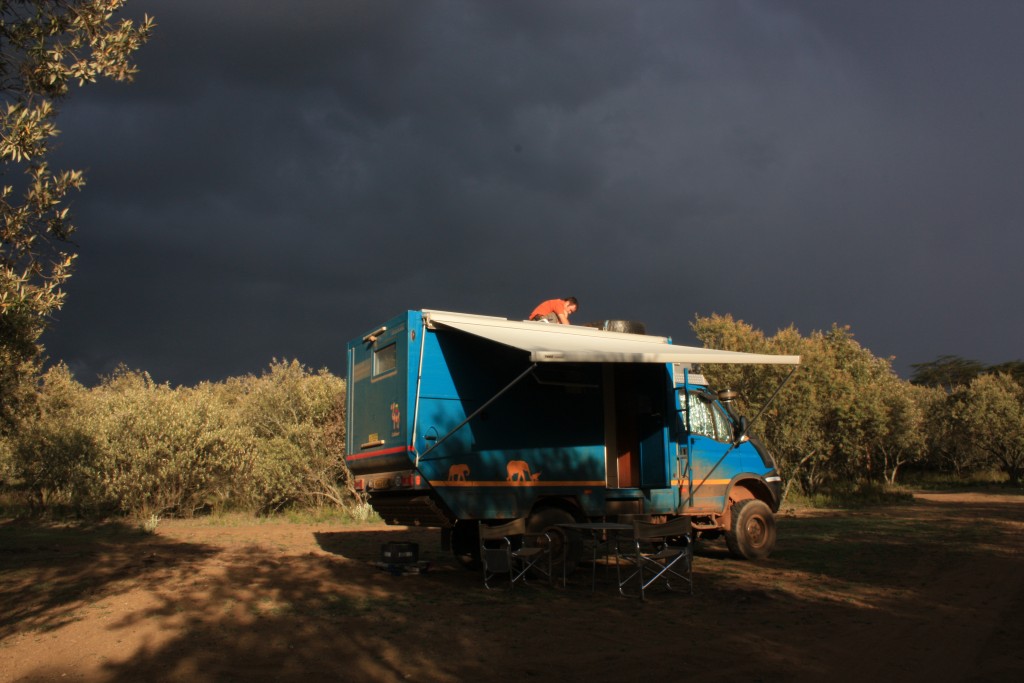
[4,363,100,512]
[219,359,349,513]
[86,368,247,517]
[3,360,352,518]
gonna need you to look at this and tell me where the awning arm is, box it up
[410,316,430,465]
[736,365,799,442]
[416,363,538,465]
[688,365,800,504]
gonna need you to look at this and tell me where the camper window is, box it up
[373,343,397,376]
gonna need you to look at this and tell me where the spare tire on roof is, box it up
[583,320,647,334]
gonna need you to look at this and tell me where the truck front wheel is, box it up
[451,521,481,570]
[725,499,776,560]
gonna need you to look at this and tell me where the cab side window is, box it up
[686,394,716,439]
[686,393,733,443]
[711,403,734,442]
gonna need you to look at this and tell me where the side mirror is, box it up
[736,416,749,442]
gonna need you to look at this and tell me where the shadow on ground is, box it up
[2,493,1022,682]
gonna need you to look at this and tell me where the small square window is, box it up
[374,343,397,376]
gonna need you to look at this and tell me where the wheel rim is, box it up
[745,515,767,548]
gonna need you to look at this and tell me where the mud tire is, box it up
[527,507,582,575]
[725,499,776,560]
[451,521,481,570]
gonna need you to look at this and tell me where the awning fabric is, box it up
[423,310,800,365]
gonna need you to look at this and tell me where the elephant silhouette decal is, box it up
[447,464,470,481]
[506,459,541,482]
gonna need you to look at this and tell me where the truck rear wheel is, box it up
[725,499,776,560]
[528,507,582,575]
[451,521,481,570]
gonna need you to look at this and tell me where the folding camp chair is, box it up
[479,519,554,590]
[616,516,693,600]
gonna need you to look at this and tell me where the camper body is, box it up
[345,310,799,562]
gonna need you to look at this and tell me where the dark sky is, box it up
[43,0,1024,386]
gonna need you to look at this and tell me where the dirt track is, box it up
[2,491,1022,682]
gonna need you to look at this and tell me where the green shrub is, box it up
[218,360,348,514]
[87,369,246,517]
[4,363,101,512]
[3,360,354,519]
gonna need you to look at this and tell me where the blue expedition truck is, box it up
[345,310,800,567]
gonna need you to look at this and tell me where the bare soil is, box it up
[2,491,1022,683]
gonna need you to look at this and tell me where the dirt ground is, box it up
[1,490,1022,683]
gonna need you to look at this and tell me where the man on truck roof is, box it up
[529,297,579,324]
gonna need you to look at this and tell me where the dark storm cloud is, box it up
[42,0,1024,385]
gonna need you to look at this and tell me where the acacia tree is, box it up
[928,386,988,478]
[912,355,1024,389]
[958,374,1024,486]
[873,381,929,485]
[910,355,985,390]
[0,1,153,430]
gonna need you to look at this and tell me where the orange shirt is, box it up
[529,299,569,319]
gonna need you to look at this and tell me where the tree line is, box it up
[692,314,1024,497]
[0,360,357,519]
[1,318,1020,519]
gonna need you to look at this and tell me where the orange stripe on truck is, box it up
[346,445,415,462]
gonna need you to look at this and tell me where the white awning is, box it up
[423,310,800,365]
